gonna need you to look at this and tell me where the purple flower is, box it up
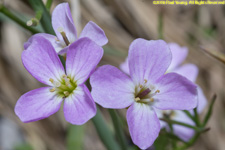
[157,43,207,141]
[121,43,207,141]
[15,36,103,125]
[24,3,108,54]
[90,39,197,149]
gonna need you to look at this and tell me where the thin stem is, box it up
[183,110,195,121]
[92,108,120,150]
[175,133,200,150]
[193,108,200,126]
[108,109,128,150]
[0,6,40,34]
[203,94,217,127]
[160,118,200,131]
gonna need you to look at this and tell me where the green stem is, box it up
[46,0,53,11]
[203,94,217,127]
[0,5,40,34]
[92,108,120,150]
[28,0,55,34]
[108,109,128,150]
[160,118,200,131]
[175,133,200,150]
[183,110,195,122]
[66,125,84,150]
[158,9,163,39]
[193,108,200,126]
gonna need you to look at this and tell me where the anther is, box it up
[150,98,154,102]
[64,91,70,97]
[57,27,70,46]
[144,79,147,83]
[155,90,160,93]
[135,97,140,102]
[49,88,55,92]
[55,37,60,41]
[139,85,143,88]
[49,78,54,83]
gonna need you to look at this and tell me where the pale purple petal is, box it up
[172,111,195,141]
[52,3,77,44]
[167,43,188,71]
[24,33,66,53]
[196,86,207,113]
[153,73,197,110]
[22,36,65,85]
[90,65,135,109]
[127,103,160,149]
[120,57,129,75]
[173,64,199,82]
[15,87,63,123]
[63,85,96,125]
[128,39,172,85]
[66,38,103,84]
[154,108,167,128]
[79,21,108,46]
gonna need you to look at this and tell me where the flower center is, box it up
[134,79,160,104]
[57,27,70,46]
[49,75,77,98]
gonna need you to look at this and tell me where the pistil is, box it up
[58,28,70,46]
[136,88,151,99]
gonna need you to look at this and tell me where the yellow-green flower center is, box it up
[49,75,77,98]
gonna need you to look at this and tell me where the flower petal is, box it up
[127,103,160,149]
[63,85,96,125]
[196,86,207,113]
[128,39,172,85]
[24,33,66,53]
[79,21,108,46]
[173,64,199,82]
[172,111,195,141]
[90,65,135,109]
[52,3,77,44]
[120,57,130,75]
[22,36,65,85]
[167,43,188,71]
[15,87,63,123]
[66,38,103,84]
[153,73,198,110]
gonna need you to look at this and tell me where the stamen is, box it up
[49,78,54,83]
[155,90,160,93]
[55,37,60,41]
[144,79,147,83]
[139,85,143,88]
[150,98,154,102]
[49,88,55,92]
[54,81,61,87]
[64,91,70,97]
[135,97,140,102]
[57,27,70,46]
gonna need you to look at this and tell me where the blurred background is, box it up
[0,0,225,150]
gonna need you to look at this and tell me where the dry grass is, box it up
[0,0,225,149]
